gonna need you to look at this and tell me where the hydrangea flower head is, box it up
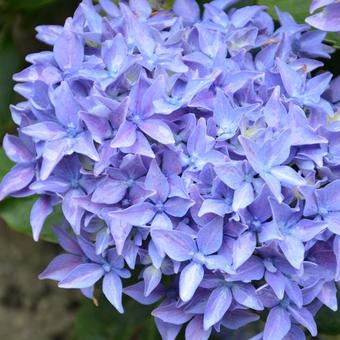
[1,0,340,339]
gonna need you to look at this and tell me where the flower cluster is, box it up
[1,0,340,338]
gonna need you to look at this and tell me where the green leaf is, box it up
[316,299,340,335]
[0,196,59,243]
[163,0,174,10]
[326,32,340,49]
[0,37,20,138]
[257,0,310,23]
[164,0,257,10]
[2,0,57,11]
[73,296,160,340]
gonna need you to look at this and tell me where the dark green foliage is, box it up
[73,296,160,340]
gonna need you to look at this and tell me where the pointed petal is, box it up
[152,302,192,325]
[40,139,70,180]
[261,172,283,202]
[232,232,256,269]
[30,196,54,241]
[265,271,285,300]
[151,229,196,261]
[238,136,263,173]
[198,198,228,217]
[0,164,34,200]
[277,59,303,97]
[279,236,305,269]
[291,219,326,242]
[155,319,182,340]
[215,162,244,189]
[287,306,317,337]
[318,281,337,311]
[111,121,137,148]
[53,30,84,71]
[129,0,151,19]
[263,306,291,340]
[21,121,66,140]
[108,202,155,226]
[53,226,82,254]
[179,262,204,302]
[164,197,194,217]
[103,271,124,313]
[233,182,254,211]
[204,286,232,330]
[62,190,84,234]
[231,283,263,310]
[197,217,223,255]
[102,33,127,73]
[92,178,127,204]
[73,132,99,161]
[173,0,200,24]
[139,119,175,145]
[124,281,164,305]
[151,212,173,230]
[52,81,81,127]
[122,131,155,158]
[58,263,104,288]
[143,266,162,296]
[319,180,340,211]
[186,316,211,340]
[3,134,33,163]
[145,160,169,202]
[39,254,82,281]
[285,278,303,308]
[306,3,340,32]
[270,166,305,186]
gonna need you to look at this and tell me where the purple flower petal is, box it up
[145,160,169,203]
[179,262,204,302]
[111,121,137,148]
[173,0,200,24]
[0,164,35,200]
[143,265,162,297]
[204,286,232,330]
[52,81,81,127]
[164,197,194,217]
[263,306,291,340]
[231,283,263,310]
[92,178,127,204]
[265,271,285,300]
[30,195,55,241]
[306,3,340,31]
[39,254,82,281]
[197,217,223,255]
[53,30,84,71]
[3,134,33,163]
[287,306,317,337]
[151,229,196,261]
[103,271,124,313]
[152,302,192,325]
[232,231,257,269]
[108,202,155,226]
[139,119,175,145]
[58,263,104,288]
[21,122,66,141]
[186,316,212,340]
[279,236,305,269]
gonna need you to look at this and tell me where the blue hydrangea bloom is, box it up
[1,0,340,339]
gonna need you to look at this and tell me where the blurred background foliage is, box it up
[0,0,339,339]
